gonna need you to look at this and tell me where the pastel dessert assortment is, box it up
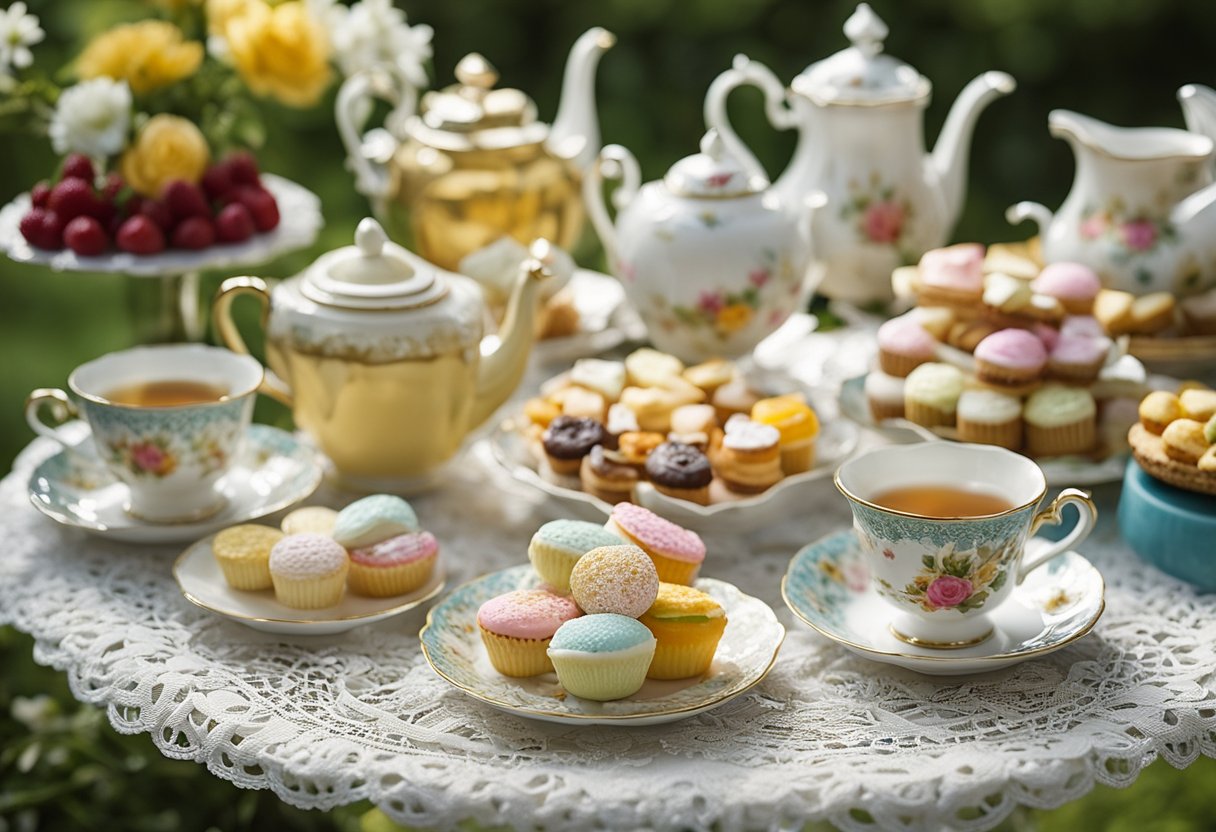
[475,507,727,701]
[212,495,439,609]
[1128,384,1216,496]
[525,349,822,505]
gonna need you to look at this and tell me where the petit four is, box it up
[547,614,656,701]
[477,589,582,677]
[268,533,349,609]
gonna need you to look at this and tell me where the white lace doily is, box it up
[3,335,1215,831]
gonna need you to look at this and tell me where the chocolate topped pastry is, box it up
[580,445,639,504]
[645,441,713,505]
[542,416,607,475]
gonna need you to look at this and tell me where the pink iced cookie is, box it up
[919,244,985,292]
[877,317,937,359]
[606,503,706,564]
[349,531,438,567]
[1032,262,1101,303]
[1060,315,1106,339]
[477,589,581,640]
[1051,334,1110,365]
[974,328,1048,373]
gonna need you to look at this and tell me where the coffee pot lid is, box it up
[663,130,767,198]
[791,4,929,105]
[415,53,548,150]
[301,219,447,310]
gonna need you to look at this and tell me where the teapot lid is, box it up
[301,219,448,310]
[413,53,548,151]
[791,4,929,106]
[664,130,768,198]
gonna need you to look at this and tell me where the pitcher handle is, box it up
[25,388,80,449]
[211,277,294,408]
[703,54,795,183]
[335,68,409,200]
[582,145,641,272]
[1019,488,1098,581]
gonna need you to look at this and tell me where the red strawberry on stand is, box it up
[214,202,255,243]
[201,163,235,202]
[163,180,210,221]
[116,215,166,255]
[19,208,64,250]
[172,216,216,250]
[234,185,280,232]
[226,151,260,187]
[47,178,103,222]
[61,154,95,183]
[63,216,108,256]
[138,198,174,232]
[30,181,51,208]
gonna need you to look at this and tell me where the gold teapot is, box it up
[212,219,549,492]
[336,27,615,271]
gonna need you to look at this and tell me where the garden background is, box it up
[1,0,1213,829]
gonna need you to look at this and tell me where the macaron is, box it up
[604,503,706,585]
[332,495,419,549]
[212,524,283,590]
[569,544,660,618]
[268,533,349,609]
[527,520,625,593]
[547,613,657,701]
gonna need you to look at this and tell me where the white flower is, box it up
[49,78,132,158]
[331,0,432,88]
[0,1,44,77]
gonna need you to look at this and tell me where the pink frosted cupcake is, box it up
[269,534,349,609]
[1048,334,1110,382]
[973,328,1048,385]
[477,589,582,677]
[604,502,706,585]
[1032,262,1102,315]
[347,531,439,597]
[916,244,985,305]
[876,316,938,378]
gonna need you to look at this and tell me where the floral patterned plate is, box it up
[782,530,1105,676]
[28,423,322,545]
[420,565,784,726]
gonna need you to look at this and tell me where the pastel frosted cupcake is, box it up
[347,531,438,597]
[212,524,283,590]
[280,506,339,537]
[876,316,938,378]
[1024,384,1097,457]
[547,613,657,701]
[269,533,349,609]
[569,544,660,618]
[916,244,985,306]
[956,389,1023,450]
[751,393,820,474]
[639,583,727,680]
[1048,334,1110,382]
[332,495,419,548]
[903,363,964,429]
[973,329,1048,386]
[1032,262,1102,315]
[604,503,706,586]
[477,589,582,677]
[644,441,713,505]
[527,519,624,593]
[865,370,906,422]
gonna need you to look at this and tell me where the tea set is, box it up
[14,3,1215,689]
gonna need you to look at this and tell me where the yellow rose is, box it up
[220,0,331,107]
[77,21,203,95]
[120,115,211,196]
[206,0,256,34]
[715,303,754,335]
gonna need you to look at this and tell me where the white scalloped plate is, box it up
[420,564,784,726]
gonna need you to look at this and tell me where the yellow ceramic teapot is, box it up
[212,219,549,492]
[336,28,615,271]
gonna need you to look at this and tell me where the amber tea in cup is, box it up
[871,485,1013,518]
[103,380,229,408]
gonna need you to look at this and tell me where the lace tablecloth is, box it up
[3,329,1214,832]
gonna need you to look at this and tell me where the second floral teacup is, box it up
[835,442,1098,648]
[26,345,268,523]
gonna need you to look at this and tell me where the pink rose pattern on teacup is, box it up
[104,422,236,479]
[872,538,1015,614]
[839,175,916,257]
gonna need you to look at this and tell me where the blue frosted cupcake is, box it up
[547,613,656,701]
[527,519,624,592]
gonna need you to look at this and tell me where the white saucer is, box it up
[420,565,784,726]
[782,530,1105,676]
[174,534,446,635]
[28,423,322,545]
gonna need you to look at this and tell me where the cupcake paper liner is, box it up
[645,626,726,680]
[271,565,348,610]
[1026,417,1096,457]
[549,644,655,701]
[904,400,955,430]
[216,557,273,591]
[527,543,580,593]
[878,350,926,378]
[957,417,1023,451]
[479,627,555,677]
[347,554,436,598]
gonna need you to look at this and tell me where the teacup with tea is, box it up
[26,344,268,522]
[835,442,1098,648]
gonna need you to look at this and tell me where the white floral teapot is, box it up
[1007,86,1216,297]
[704,3,1015,304]
[583,129,817,363]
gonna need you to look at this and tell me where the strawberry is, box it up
[30,181,51,208]
[201,163,235,201]
[63,216,108,256]
[137,198,174,232]
[226,151,260,186]
[163,180,211,221]
[235,185,279,232]
[116,215,166,255]
[171,216,215,250]
[61,153,95,183]
[101,172,125,203]
[47,178,101,221]
[19,208,64,250]
[214,203,255,243]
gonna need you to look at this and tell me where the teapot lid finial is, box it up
[664,128,768,198]
[354,217,388,258]
[844,4,888,58]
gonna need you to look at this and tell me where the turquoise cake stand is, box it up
[1118,459,1216,591]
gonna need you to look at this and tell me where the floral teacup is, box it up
[26,345,267,523]
[834,442,1097,648]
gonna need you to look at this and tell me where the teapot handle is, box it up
[703,54,796,183]
[211,277,294,408]
[335,67,414,201]
[582,145,641,274]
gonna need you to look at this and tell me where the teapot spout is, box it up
[548,27,616,171]
[930,71,1016,229]
[1180,84,1216,173]
[470,241,551,430]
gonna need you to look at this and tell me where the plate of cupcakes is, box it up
[174,495,446,635]
[420,508,784,726]
[489,348,860,533]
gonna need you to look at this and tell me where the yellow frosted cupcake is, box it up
[639,583,727,680]
[268,533,349,609]
[280,506,339,536]
[477,589,582,677]
[751,393,820,474]
[212,524,283,590]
